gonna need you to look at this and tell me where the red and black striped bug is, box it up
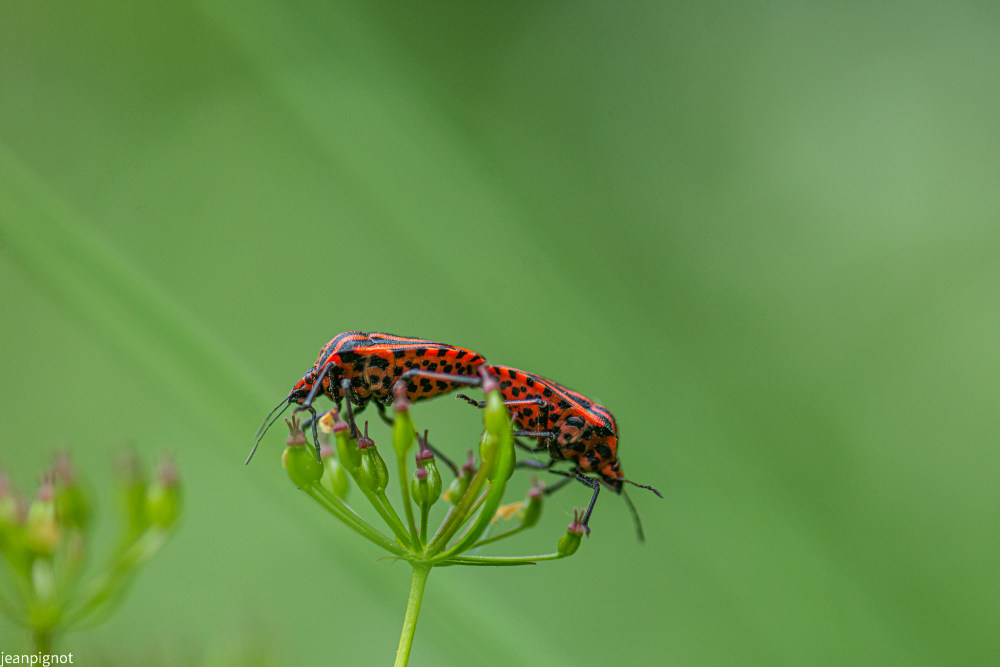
[457,364,662,540]
[247,331,486,463]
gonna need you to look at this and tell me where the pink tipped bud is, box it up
[285,417,306,447]
[393,381,411,412]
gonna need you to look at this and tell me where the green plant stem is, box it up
[441,552,567,566]
[344,470,413,548]
[33,627,53,654]
[306,486,405,556]
[426,469,490,555]
[397,451,418,540]
[419,503,430,546]
[394,562,430,667]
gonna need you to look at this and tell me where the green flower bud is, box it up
[328,411,361,473]
[146,458,182,528]
[411,458,442,508]
[444,451,476,505]
[116,450,149,537]
[52,454,89,530]
[478,430,497,479]
[320,445,350,500]
[521,482,544,529]
[283,417,323,489]
[444,475,469,506]
[483,385,508,436]
[557,510,586,557]
[357,431,389,494]
[392,383,416,459]
[480,368,510,436]
[26,480,60,556]
[478,378,515,481]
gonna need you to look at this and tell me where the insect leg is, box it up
[547,469,600,535]
[394,369,483,393]
[455,396,547,411]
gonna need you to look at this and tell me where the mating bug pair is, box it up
[249,331,661,539]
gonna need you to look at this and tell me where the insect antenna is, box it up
[245,395,293,465]
[621,480,663,543]
[621,489,646,543]
[623,478,664,498]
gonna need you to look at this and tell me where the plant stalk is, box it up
[394,562,431,667]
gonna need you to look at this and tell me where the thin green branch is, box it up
[394,563,430,667]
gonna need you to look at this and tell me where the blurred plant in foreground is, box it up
[0,452,181,653]
[281,370,584,667]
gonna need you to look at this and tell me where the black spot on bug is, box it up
[405,360,415,368]
[543,388,553,398]
[566,442,585,453]
[595,444,613,460]
[436,380,448,391]
[558,400,571,410]
[368,356,389,370]
[565,416,585,428]
[414,347,428,357]
[442,364,453,373]
[525,377,535,387]
[426,362,438,372]
[393,350,406,359]
[595,426,614,438]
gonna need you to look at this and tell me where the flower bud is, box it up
[357,431,389,494]
[329,410,361,473]
[26,479,60,556]
[557,509,586,557]
[443,475,468,505]
[146,458,182,528]
[443,451,476,504]
[283,417,323,489]
[482,389,508,438]
[477,429,497,478]
[392,384,416,459]
[411,460,442,508]
[320,445,350,500]
[116,450,149,537]
[52,454,89,530]
[521,481,544,529]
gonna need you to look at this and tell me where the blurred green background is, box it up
[2,1,999,664]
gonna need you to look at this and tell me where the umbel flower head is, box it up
[0,452,181,654]
[281,370,585,568]
[275,369,589,666]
